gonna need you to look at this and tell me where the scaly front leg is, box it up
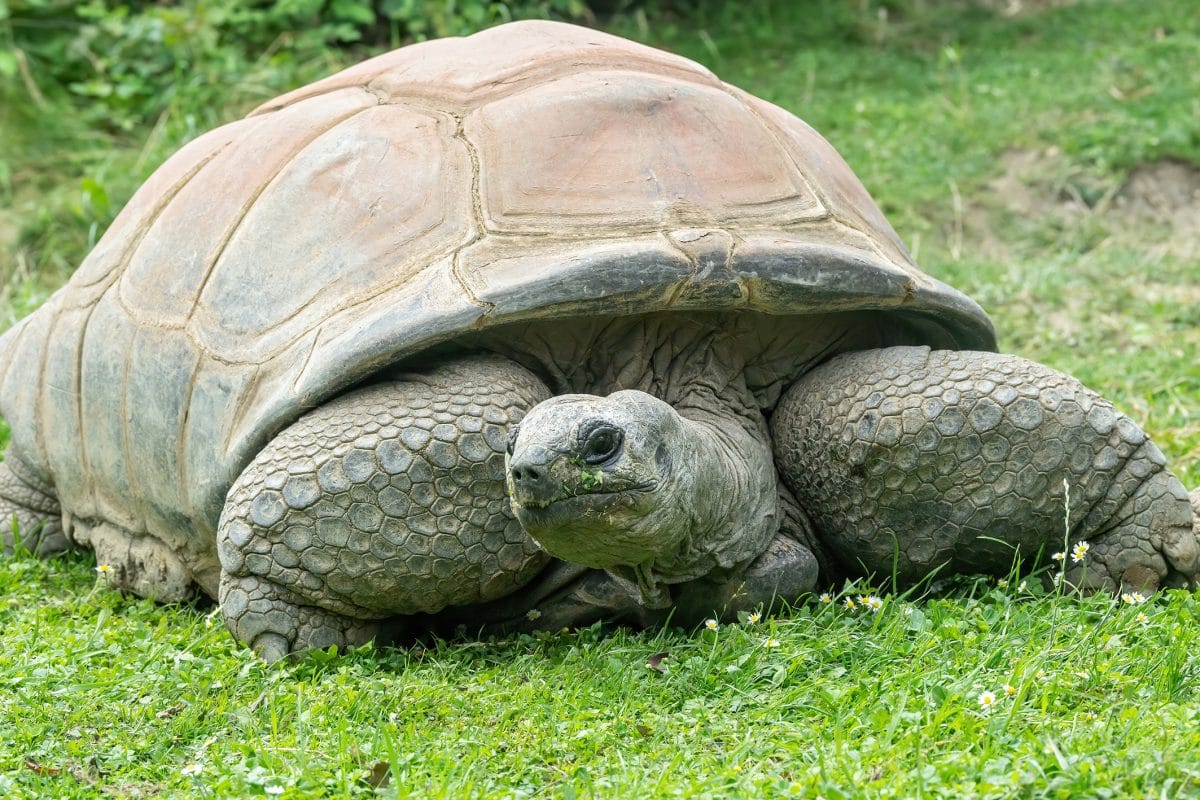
[771,346,1199,591]
[218,355,550,660]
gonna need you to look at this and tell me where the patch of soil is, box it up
[1111,159,1200,259]
[965,148,1200,262]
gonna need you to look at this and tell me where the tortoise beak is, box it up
[507,447,564,509]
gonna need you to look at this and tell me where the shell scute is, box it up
[78,289,140,531]
[738,89,915,271]
[458,236,693,315]
[124,326,201,551]
[468,70,822,234]
[253,20,719,115]
[40,303,92,515]
[117,88,377,330]
[0,302,55,476]
[68,121,250,294]
[190,104,471,364]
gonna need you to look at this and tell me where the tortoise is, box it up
[1,21,1197,661]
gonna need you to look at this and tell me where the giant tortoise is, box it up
[1,21,1197,660]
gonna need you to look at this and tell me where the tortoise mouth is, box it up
[512,481,663,566]
[512,481,659,527]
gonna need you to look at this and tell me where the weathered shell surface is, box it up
[0,21,995,579]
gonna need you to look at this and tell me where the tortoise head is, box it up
[505,390,691,569]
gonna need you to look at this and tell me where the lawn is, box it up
[1,1,1199,797]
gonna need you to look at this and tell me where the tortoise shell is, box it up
[0,20,994,590]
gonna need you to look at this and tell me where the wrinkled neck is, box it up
[478,313,788,596]
[620,383,779,602]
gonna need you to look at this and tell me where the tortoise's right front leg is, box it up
[218,355,550,661]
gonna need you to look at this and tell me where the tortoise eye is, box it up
[579,423,623,465]
[506,425,520,456]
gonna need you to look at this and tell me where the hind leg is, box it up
[218,355,551,660]
[0,447,67,555]
[772,346,1199,591]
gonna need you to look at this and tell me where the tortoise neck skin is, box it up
[505,344,779,603]
[459,310,883,600]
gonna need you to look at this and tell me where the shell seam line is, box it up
[88,137,235,293]
[75,283,117,516]
[291,327,323,393]
[183,104,375,325]
[726,235,748,305]
[450,112,495,315]
[118,325,148,526]
[718,82,840,227]
[31,300,64,478]
[249,70,395,117]
[659,231,701,308]
[362,84,389,104]
[221,363,262,461]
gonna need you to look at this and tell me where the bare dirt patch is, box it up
[1111,160,1200,260]
[966,148,1200,264]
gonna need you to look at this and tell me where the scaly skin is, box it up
[772,346,1199,590]
[217,355,550,660]
[429,530,820,636]
[0,448,66,555]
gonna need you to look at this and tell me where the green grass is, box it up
[2,0,1200,796]
[5,550,1200,798]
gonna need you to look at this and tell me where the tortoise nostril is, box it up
[508,460,561,506]
[512,465,542,484]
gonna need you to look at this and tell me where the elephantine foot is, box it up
[219,572,382,662]
[217,354,549,658]
[772,346,1199,591]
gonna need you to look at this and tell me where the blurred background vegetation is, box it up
[2,0,1198,477]
[3,0,1197,299]
[2,0,1197,309]
[2,4,1200,796]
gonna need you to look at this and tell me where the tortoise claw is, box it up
[251,632,291,664]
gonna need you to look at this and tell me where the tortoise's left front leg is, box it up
[771,346,1199,592]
